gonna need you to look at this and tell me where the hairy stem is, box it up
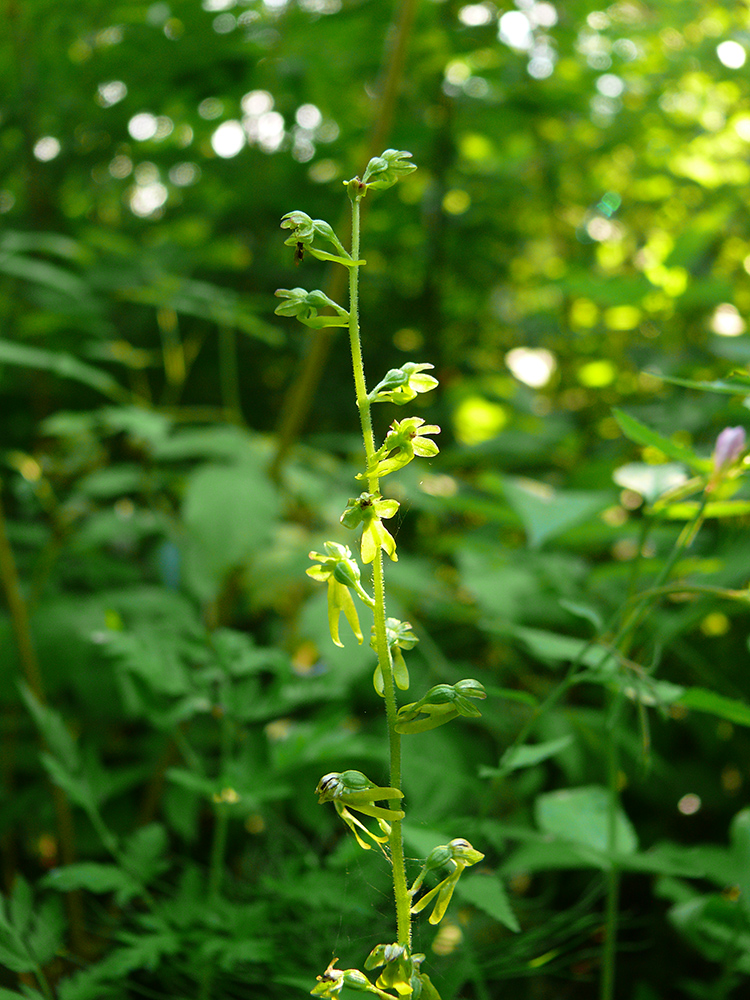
[347,197,412,948]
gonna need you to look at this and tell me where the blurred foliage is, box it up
[2,1,750,999]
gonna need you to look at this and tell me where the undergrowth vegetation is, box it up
[3,3,750,1000]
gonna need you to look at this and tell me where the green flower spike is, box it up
[410,839,485,926]
[371,619,418,697]
[316,770,405,852]
[274,287,350,329]
[340,492,400,564]
[362,149,417,191]
[280,211,363,267]
[361,418,440,480]
[368,363,439,406]
[365,943,425,997]
[307,542,373,647]
[311,959,397,998]
[395,679,487,734]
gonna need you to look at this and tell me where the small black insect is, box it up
[294,241,305,266]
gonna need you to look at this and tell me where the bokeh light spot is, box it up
[453,396,508,445]
[717,40,746,69]
[128,113,158,140]
[505,347,557,387]
[211,120,246,158]
[677,794,701,816]
[577,359,616,387]
[442,189,471,215]
[710,303,745,336]
[33,137,61,162]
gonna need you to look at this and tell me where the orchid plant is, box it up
[275,151,487,999]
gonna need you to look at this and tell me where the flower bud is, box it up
[341,969,375,991]
[332,557,361,588]
[280,210,315,239]
[713,426,746,472]
[423,844,453,871]
[454,679,486,700]
[362,149,417,191]
[448,838,484,865]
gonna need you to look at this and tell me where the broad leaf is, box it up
[678,687,750,727]
[501,476,611,548]
[535,786,638,855]
[613,409,707,473]
[455,872,520,932]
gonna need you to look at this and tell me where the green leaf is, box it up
[511,626,616,671]
[106,631,190,697]
[8,877,33,937]
[121,275,282,344]
[42,863,136,895]
[121,824,169,887]
[0,936,36,974]
[612,409,707,473]
[730,809,750,919]
[0,252,91,299]
[501,838,609,873]
[199,936,275,968]
[0,339,127,401]
[501,476,612,548]
[651,371,750,396]
[677,687,750,727]
[668,895,750,972]
[660,500,750,520]
[402,824,454,860]
[182,456,279,602]
[26,897,65,966]
[40,754,96,812]
[455,872,520,932]
[18,685,80,772]
[535,786,638,855]
[496,735,574,773]
[166,768,217,799]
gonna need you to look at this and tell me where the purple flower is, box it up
[713,426,746,472]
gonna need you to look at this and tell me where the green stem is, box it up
[600,693,621,1000]
[32,962,55,1000]
[599,498,708,1000]
[208,804,230,902]
[347,196,411,949]
[612,496,708,659]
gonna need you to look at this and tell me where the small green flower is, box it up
[316,770,405,851]
[371,619,418,696]
[312,959,398,998]
[307,542,372,647]
[365,943,424,997]
[340,493,400,563]
[395,679,487,733]
[280,211,358,266]
[362,418,440,479]
[410,838,485,926]
[368,362,439,406]
[274,287,349,329]
[362,149,417,191]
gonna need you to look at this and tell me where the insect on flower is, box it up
[294,241,305,266]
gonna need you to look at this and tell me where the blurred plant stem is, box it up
[0,483,87,951]
[599,496,709,1000]
[270,0,419,480]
